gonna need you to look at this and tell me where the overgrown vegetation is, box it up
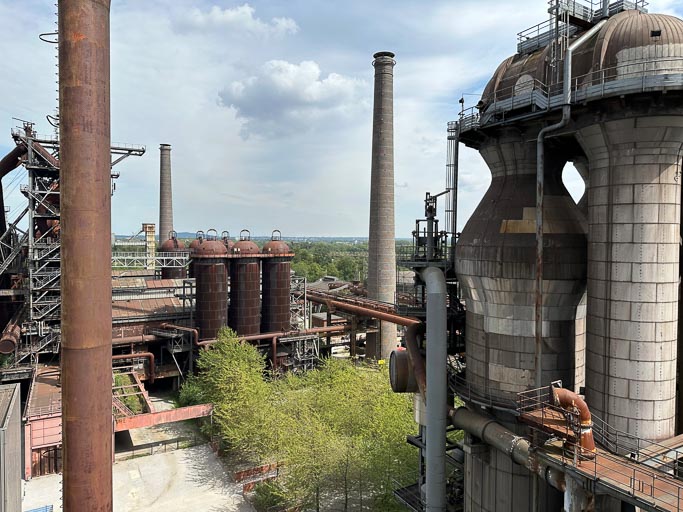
[113,373,145,414]
[180,328,418,511]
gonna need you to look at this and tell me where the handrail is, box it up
[518,385,683,478]
[460,55,683,133]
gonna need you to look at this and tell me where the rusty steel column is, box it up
[367,51,397,360]
[59,0,113,510]
[158,144,173,244]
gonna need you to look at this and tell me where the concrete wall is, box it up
[456,127,587,403]
[462,427,562,512]
[455,127,586,512]
[0,384,21,512]
[576,114,682,441]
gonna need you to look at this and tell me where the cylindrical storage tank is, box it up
[188,231,204,279]
[228,230,261,336]
[261,230,292,333]
[455,126,586,512]
[192,232,228,340]
[573,10,683,442]
[221,231,235,253]
[159,230,187,280]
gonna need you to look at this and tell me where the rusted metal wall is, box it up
[229,260,261,335]
[159,235,187,279]
[261,259,291,333]
[194,240,228,340]
[58,0,113,509]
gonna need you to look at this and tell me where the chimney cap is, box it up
[373,51,395,59]
[159,143,172,148]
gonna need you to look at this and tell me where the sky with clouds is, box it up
[0,0,681,238]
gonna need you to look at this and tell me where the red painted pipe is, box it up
[553,387,596,459]
[112,352,155,384]
[160,323,199,346]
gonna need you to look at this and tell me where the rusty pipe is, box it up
[196,325,350,347]
[160,323,199,346]
[111,334,161,345]
[112,352,155,383]
[0,145,27,177]
[271,336,277,370]
[448,406,566,492]
[59,0,113,509]
[403,323,426,398]
[553,387,596,458]
[0,307,23,354]
[0,144,26,237]
[307,295,420,327]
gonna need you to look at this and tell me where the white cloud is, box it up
[221,60,368,138]
[0,0,678,237]
[180,4,298,38]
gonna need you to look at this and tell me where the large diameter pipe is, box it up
[0,307,22,354]
[307,294,420,327]
[112,334,161,345]
[420,267,447,511]
[0,145,27,177]
[449,407,566,493]
[553,387,596,458]
[158,144,173,245]
[534,20,607,389]
[404,323,427,397]
[59,1,113,510]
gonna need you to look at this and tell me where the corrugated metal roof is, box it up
[26,367,61,418]
[112,296,184,320]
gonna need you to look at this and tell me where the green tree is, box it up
[182,335,418,511]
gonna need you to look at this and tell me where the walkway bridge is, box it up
[519,385,683,511]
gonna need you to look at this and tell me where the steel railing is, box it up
[459,55,683,133]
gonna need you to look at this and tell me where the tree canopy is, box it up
[180,328,417,511]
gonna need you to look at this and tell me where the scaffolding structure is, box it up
[3,122,145,367]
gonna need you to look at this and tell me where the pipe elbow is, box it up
[420,267,447,295]
[553,387,596,458]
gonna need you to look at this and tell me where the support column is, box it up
[59,0,113,509]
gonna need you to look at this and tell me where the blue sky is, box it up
[0,1,681,237]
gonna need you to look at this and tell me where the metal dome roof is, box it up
[590,10,683,70]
